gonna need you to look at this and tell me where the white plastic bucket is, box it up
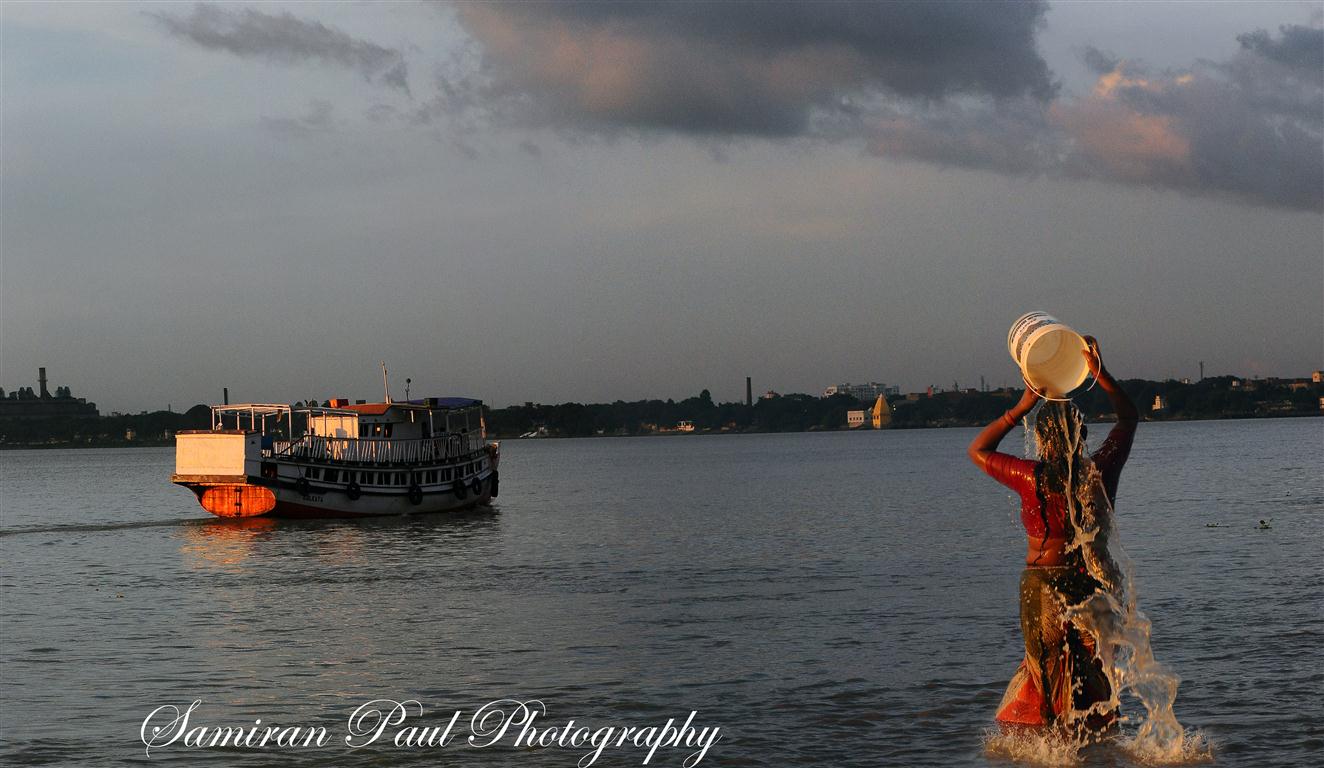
[1007,312,1090,399]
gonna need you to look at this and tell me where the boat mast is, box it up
[381,361,392,404]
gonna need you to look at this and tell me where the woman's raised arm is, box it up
[968,387,1040,471]
[1083,336,1137,424]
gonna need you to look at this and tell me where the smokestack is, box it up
[38,368,49,399]
[1199,361,1204,382]
[223,387,229,405]
[745,377,752,407]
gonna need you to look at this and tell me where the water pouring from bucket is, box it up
[1007,312,1097,401]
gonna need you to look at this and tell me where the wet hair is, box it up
[1030,401,1094,561]
[1034,401,1087,475]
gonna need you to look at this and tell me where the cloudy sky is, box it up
[3,1,1321,412]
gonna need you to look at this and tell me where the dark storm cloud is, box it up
[1237,24,1324,74]
[1081,46,1120,76]
[442,3,1319,210]
[151,4,409,93]
[1064,24,1322,210]
[868,98,1057,176]
[868,25,1323,211]
[447,0,1055,136]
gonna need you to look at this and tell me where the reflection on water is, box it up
[178,509,502,571]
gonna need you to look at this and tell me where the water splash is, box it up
[983,726,1085,766]
[983,725,1213,767]
[1000,404,1211,765]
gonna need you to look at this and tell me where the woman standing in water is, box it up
[967,337,1139,735]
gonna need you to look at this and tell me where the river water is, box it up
[2,418,1320,767]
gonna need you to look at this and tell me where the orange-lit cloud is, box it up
[1051,65,1194,185]
[450,2,1055,137]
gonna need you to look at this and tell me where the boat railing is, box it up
[272,434,486,465]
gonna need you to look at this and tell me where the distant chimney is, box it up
[223,387,229,405]
[745,377,752,407]
[38,367,49,399]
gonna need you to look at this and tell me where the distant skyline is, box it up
[3,2,1321,413]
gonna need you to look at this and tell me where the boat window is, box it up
[324,469,337,483]
[308,468,320,480]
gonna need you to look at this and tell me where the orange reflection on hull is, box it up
[199,485,277,517]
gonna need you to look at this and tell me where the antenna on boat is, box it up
[381,361,392,404]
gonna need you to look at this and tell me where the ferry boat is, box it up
[172,397,498,518]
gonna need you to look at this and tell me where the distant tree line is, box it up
[0,406,211,447]
[484,377,1322,437]
[0,377,1317,447]
[484,389,870,437]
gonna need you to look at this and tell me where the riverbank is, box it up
[2,411,1317,450]
[2,375,1318,448]
[483,376,1322,438]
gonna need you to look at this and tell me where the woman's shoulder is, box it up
[984,451,1039,493]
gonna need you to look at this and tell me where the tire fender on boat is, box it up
[489,470,499,498]
[470,477,482,495]
[295,476,311,497]
[453,479,468,500]
[346,480,361,501]
[407,484,423,505]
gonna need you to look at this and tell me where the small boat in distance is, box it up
[172,397,499,518]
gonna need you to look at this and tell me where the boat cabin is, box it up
[180,397,489,480]
[208,398,485,442]
[329,398,483,441]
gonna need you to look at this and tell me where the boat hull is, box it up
[175,469,497,519]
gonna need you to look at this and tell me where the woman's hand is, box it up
[1013,384,1041,416]
[1082,334,1138,421]
[1082,335,1104,379]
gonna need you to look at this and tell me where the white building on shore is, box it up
[824,381,899,402]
